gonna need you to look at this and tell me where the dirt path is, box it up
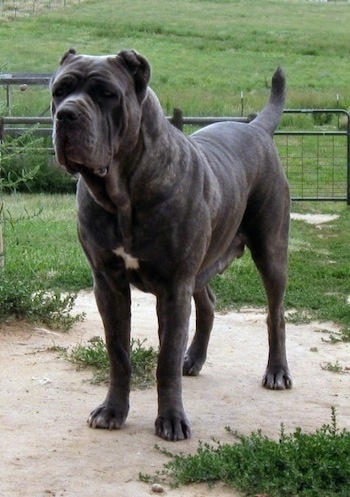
[1,289,350,497]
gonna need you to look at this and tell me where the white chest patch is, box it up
[113,247,140,270]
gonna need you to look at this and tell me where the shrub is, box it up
[0,272,83,330]
[0,137,76,194]
[143,408,350,497]
[64,337,158,389]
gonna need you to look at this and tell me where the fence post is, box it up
[0,118,4,142]
[6,85,11,114]
[172,108,184,131]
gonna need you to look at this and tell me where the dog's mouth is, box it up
[54,138,110,178]
[63,158,110,178]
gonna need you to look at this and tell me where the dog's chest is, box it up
[113,246,140,270]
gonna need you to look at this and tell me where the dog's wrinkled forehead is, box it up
[51,48,151,102]
[52,53,124,88]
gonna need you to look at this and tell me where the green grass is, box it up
[63,336,158,389]
[141,408,350,497]
[211,201,350,329]
[0,0,349,327]
[2,193,91,292]
[275,131,348,200]
[1,194,350,332]
[321,361,345,374]
[2,0,349,201]
[1,0,349,117]
[0,193,89,327]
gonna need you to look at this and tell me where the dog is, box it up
[51,49,292,441]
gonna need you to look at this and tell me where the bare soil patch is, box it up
[1,288,350,496]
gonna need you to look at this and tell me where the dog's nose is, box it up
[56,108,79,122]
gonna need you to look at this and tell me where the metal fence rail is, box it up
[1,109,349,204]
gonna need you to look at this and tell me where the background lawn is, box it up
[0,0,349,327]
[0,0,349,116]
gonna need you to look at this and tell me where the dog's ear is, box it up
[117,50,151,102]
[60,48,77,65]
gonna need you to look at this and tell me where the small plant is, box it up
[286,309,312,324]
[64,337,158,389]
[0,274,84,329]
[324,327,350,344]
[141,408,350,497]
[321,361,345,374]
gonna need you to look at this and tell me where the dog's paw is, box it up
[183,351,205,376]
[262,367,293,390]
[155,412,191,441]
[88,402,129,430]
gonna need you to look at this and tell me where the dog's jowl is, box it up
[51,49,292,441]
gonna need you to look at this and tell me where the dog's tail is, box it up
[249,67,286,136]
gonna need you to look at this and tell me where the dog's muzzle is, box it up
[53,101,112,178]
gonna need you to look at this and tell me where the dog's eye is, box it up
[53,83,72,99]
[101,90,114,98]
[52,75,77,99]
[53,88,65,98]
[95,88,116,101]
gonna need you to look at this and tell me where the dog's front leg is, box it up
[155,284,193,441]
[88,271,132,430]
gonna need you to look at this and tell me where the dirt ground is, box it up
[1,215,350,497]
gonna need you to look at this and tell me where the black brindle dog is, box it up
[51,49,292,441]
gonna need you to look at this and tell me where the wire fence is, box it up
[1,74,349,203]
[0,0,85,19]
[164,109,350,203]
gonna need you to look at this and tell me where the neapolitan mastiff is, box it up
[51,49,292,441]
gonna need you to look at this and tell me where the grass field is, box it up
[2,193,350,332]
[0,0,349,117]
[0,0,349,201]
[0,0,349,325]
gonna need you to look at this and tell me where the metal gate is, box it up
[172,108,350,204]
[275,109,350,204]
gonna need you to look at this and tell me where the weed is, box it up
[325,327,350,344]
[141,408,350,497]
[321,361,345,374]
[0,273,83,329]
[286,310,312,324]
[64,337,158,389]
[0,137,76,194]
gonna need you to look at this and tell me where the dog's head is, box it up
[50,49,151,177]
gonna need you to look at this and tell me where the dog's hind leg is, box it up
[183,285,215,376]
[248,221,293,390]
